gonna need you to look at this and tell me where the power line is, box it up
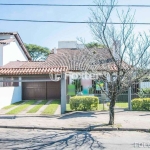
[0,4,150,7]
[0,19,150,25]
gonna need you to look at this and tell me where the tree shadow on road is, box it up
[0,130,105,150]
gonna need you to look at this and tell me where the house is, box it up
[0,39,128,113]
[0,32,31,109]
[0,32,31,66]
[0,40,116,101]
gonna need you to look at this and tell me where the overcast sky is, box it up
[0,0,150,49]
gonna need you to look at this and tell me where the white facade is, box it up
[140,82,150,89]
[58,41,84,49]
[0,45,3,66]
[3,39,27,65]
[0,34,28,66]
[0,33,29,108]
[0,86,22,109]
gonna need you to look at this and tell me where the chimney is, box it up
[54,47,57,54]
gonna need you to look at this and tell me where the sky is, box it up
[0,0,150,50]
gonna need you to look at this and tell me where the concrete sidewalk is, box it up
[0,110,149,131]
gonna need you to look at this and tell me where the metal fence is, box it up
[71,80,150,110]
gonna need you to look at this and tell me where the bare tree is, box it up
[86,0,150,125]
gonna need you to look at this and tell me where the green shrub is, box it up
[138,88,150,98]
[132,98,150,111]
[69,96,99,111]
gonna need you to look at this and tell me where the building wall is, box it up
[58,41,77,49]
[140,82,150,89]
[0,87,22,109]
[0,45,3,66]
[58,41,85,49]
[3,39,28,65]
[0,35,11,40]
[81,79,92,95]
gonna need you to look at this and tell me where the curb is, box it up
[0,125,149,132]
[0,115,61,119]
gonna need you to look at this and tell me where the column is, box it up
[128,86,132,110]
[61,73,66,114]
[19,77,22,101]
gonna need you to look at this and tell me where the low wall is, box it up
[0,87,22,109]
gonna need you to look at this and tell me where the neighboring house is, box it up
[0,32,31,108]
[0,32,31,66]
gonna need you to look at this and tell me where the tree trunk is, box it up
[109,99,116,125]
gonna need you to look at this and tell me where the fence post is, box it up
[128,86,132,110]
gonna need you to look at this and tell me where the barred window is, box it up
[3,77,19,87]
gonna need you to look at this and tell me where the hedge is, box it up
[70,96,99,111]
[132,98,150,111]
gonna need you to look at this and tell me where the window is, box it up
[3,77,19,87]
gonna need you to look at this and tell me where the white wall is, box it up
[0,35,11,40]
[0,87,22,109]
[0,45,3,66]
[58,41,77,49]
[140,82,150,89]
[3,39,28,65]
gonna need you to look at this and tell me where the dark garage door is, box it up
[22,81,61,100]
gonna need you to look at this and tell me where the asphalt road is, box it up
[0,129,149,150]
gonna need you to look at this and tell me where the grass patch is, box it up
[3,101,23,110]
[116,102,128,108]
[7,100,36,115]
[42,100,60,115]
[107,102,128,108]
[98,104,108,111]
[27,100,48,113]
[66,104,71,111]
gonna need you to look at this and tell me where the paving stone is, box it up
[35,100,52,115]
[19,100,42,115]
[54,105,60,115]
[0,101,26,115]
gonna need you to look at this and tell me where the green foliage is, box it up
[25,43,50,61]
[72,79,81,93]
[137,88,150,98]
[132,98,150,111]
[70,96,99,111]
[85,42,105,48]
[89,87,94,94]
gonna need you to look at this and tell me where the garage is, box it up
[22,81,61,100]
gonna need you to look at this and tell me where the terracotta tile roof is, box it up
[0,39,15,44]
[0,61,67,75]
[0,32,32,60]
[45,48,129,72]
[0,48,129,76]
[45,48,113,71]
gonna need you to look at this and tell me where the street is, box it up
[0,129,149,150]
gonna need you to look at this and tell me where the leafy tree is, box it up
[25,44,50,61]
[86,42,105,48]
